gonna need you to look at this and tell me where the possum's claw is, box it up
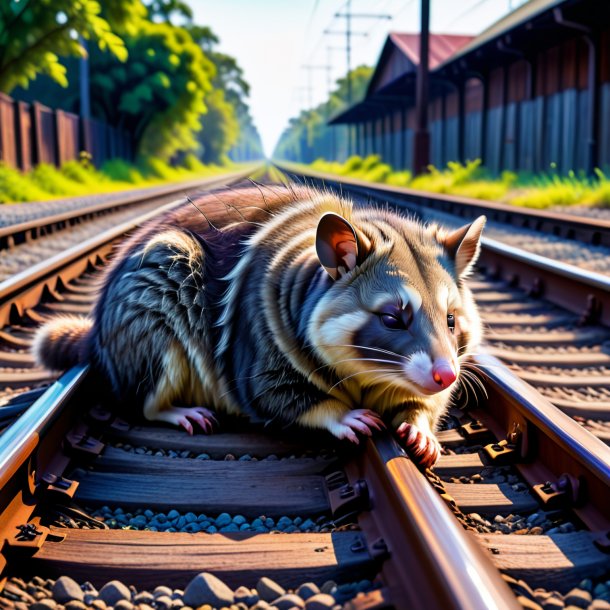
[335,409,385,444]
[396,422,440,469]
[157,406,217,435]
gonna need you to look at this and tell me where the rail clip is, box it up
[325,471,370,518]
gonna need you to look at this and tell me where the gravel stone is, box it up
[113,601,134,610]
[234,587,258,605]
[563,589,592,608]
[64,601,87,610]
[320,582,336,595]
[304,594,336,610]
[52,577,84,603]
[183,573,234,607]
[99,581,131,605]
[296,584,320,601]
[591,601,610,609]
[516,596,543,610]
[133,593,154,604]
[541,599,564,610]
[154,587,173,599]
[154,595,173,610]
[257,578,285,602]
[30,602,57,610]
[90,600,107,610]
[271,594,305,610]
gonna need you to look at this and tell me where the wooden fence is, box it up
[0,92,132,171]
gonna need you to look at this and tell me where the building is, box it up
[329,0,610,175]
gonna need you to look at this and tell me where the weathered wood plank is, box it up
[476,531,610,591]
[104,426,336,458]
[436,429,464,446]
[73,469,329,517]
[444,483,538,514]
[435,452,485,476]
[28,529,376,590]
[95,446,335,476]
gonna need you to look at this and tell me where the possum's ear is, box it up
[441,215,486,278]
[316,212,368,280]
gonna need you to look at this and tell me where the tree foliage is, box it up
[0,0,145,93]
[273,65,373,161]
[89,18,212,161]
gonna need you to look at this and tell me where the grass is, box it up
[306,155,610,209]
[0,153,236,204]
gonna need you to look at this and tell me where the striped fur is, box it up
[33,185,485,442]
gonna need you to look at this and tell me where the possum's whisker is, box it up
[320,343,407,361]
[309,357,401,376]
[328,369,396,393]
[459,369,488,399]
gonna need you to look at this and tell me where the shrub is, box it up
[340,155,363,174]
[385,171,411,187]
[30,164,83,196]
[102,159,145,183]
[0,163,49,203]
[363,163,392,183]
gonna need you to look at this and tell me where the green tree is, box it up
[89,19,212,161]
[273,65,373,162]
[0,0,145,93]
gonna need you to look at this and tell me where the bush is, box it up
[363,163,392,183]
[30,164,83,196]
[340,155,363,174]
[0,163,49,203]
[61,159,106,186]
[385,171,411,187]
[101,159,145,183]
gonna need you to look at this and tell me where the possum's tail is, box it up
[32,315,93,370]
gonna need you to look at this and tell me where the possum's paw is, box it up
[333,409,385,444]
[396,422,441,469]
[158,406,218,436]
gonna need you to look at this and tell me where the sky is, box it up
[189,0,527,157]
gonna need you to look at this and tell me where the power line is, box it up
[324,0,392,104]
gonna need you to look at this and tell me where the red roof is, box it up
[389,32,474,69]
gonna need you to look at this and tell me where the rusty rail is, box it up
[0,167,258,250]
[274,161,610,247]
[275,163,610,326]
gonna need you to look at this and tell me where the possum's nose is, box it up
[432,358,457,389]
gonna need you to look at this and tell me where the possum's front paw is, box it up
[158,406,218,436]
[333,409,385,444]
[396,422,441,469]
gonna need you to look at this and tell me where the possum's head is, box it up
[308,209,486,404]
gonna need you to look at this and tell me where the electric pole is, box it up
[326,3,391,104]
[413,0,430,175]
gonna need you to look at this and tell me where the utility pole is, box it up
[327,4,391,104]
[413,0,430,175]
[325,4,391,157]
[301,64,333,106]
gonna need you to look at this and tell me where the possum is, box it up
[33,185,486,468]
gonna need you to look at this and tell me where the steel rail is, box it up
[274,161,610,247]
[360,434,521,610]
[0,365,88,490]
[474,353,610,531]
[0,167,260,327]
[0,166,258,249]
[275,163,610,326]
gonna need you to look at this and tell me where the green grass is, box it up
[0,155,236,204]
[306,155,610,209]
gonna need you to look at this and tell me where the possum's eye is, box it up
[379,304,412,330]
[380,313,403,329]
[447,313,455,333]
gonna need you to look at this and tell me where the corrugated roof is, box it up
[435,0,568,70]
[389,33,474,70]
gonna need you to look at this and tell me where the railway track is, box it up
[0,169,609,610]
[276,163,610,446]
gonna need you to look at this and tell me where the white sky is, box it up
[189,0,527,156]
